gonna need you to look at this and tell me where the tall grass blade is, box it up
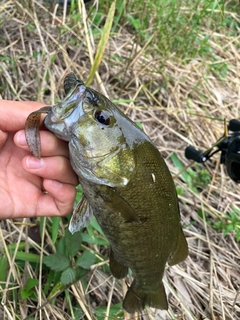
[86,1,116,86]
[52,217,60,244]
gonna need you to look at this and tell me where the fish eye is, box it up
[94,110,111,126]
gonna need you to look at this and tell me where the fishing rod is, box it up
[185,119,240,183]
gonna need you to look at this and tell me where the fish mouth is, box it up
[44,84,87,141]
[54,83,86,121]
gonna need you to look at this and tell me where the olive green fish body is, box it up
[78,141,187,312]
[25,73,188,313]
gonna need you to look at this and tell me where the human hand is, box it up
[0,100,78,219]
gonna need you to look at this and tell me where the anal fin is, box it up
[168,228,188,266]
[109,248,128,279]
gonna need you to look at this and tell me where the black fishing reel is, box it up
[185,119,240,183]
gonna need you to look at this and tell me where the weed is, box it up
[213,206,240,242]
[171,153,211,193]
[118,0,227,60]
[172,152,239,242]
[20,278,39,300]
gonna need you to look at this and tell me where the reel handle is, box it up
[185,145,207,163]
[228,119,240,132]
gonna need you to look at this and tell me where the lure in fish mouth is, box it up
[25,73,188,314]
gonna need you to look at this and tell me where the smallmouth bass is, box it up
[25,73,188,313]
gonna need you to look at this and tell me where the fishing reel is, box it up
[185,119,240,183]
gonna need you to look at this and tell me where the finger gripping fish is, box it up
[25,73,188,313]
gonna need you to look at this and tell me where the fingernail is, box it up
[51,180,63,189]
[26,156,44,169]
[17,131,27,145]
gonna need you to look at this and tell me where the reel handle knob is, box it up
[185,145,206,163]
[228,119,240,132]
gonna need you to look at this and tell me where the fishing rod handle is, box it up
[229,119,240,132]
[185,145,206,163]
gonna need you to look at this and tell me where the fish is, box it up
[25,72,188,313]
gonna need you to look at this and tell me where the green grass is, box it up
[109,0,236,61]
[213,206,240,241]
[84,0,239,88]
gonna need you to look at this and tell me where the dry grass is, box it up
[0,0,239,319]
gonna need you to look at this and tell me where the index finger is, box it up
[14,130,70,159]
[0,100,46,132]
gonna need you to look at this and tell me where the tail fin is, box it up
[123,280,168,314]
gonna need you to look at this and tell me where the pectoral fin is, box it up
[104,188,140,223]
[69,194,93,234]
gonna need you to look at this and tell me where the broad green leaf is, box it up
[20,289,34,300]
[76,250,96,269]
[64,229,82,258]
[61,267,76,285]
[20,278,39,299]
[86,1,115,86]
[81,233,109,246]
[57,237,65,255]
[96,303,123,320]
[24,278,39,292]
[170,153,191,186]
[76,266,87,280]
[73,307,84,319]
[43,253,70,272]
[90,217,105,236]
